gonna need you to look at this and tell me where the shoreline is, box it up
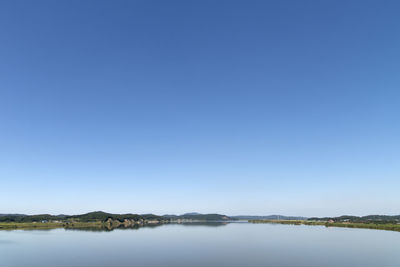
[249,219,400,232]
[3,219,400,233]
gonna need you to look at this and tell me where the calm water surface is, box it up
[1,223,399,267]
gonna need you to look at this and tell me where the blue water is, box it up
[1,223,399,267]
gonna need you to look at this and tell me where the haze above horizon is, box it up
[1,0,399,217]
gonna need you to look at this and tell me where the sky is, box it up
[0,0,399,217]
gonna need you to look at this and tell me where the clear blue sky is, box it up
[1,0,399,216]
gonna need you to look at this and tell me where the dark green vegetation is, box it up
[250,218,400,232]
[0,211,233,230]
[69,211,164,222]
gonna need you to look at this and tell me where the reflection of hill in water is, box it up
[176,222,229,227]
[64,223,165,232]
[64,222,230,232]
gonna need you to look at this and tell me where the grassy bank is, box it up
[0,221,108,230]
[249,220,400,232]
[0,222,65,230]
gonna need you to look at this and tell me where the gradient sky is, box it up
[1,0,399,217]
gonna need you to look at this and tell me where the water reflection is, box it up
[0,239,16,244]
[64,222,229,232]
[178,222,229,227]
[1,223,400,267]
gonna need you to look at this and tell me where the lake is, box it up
[1,222,399,267]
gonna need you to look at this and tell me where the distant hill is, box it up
[232,215,307,220]
[182,212,202,216]
[67,211,164,222]
[0,214,26,217]
[164,213,232,221]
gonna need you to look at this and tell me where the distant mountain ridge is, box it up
[164,213,232,221]
[232,215,307,220]
[0,211,232,222]
[182,212,202,216]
